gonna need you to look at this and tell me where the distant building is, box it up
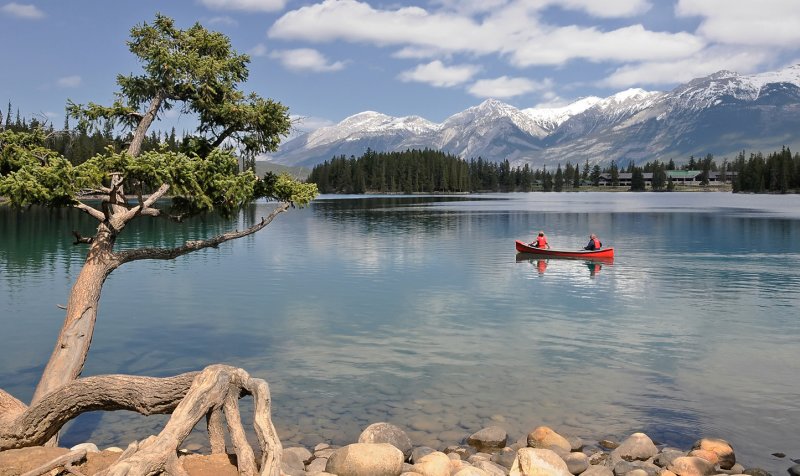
[598,170,736,187]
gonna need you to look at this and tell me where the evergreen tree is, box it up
[630,167,646,191]
[554,164,564,192]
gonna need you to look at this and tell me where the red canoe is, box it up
[515,240,615,259]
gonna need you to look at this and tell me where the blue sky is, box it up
[2,0,799,135]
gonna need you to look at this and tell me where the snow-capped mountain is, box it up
[267,64,800,168]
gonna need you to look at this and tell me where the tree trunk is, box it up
[127,92,164,158]
[31,226,119,405]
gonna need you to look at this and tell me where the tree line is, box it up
[306,149,739,193]
[731,147,800,193]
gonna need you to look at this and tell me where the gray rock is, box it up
[743,469,772,476]
[306,457,329,474]
[588,452,611,467]
[281,462,308,476]
[454,467,493,476]
[411,446,437,463]
[625,470,649,476]
[359,422,414,460]
[468,426,508,452]
[446,445,478,459]
[599,440,620,450]
[580,465,614,476]
[612,434,658,462]
[474,459,509,476]
[567,436,585,452]
[285,446,314,465]
[325,443,405,476]
[283,449,306,471]
[564,452,590,475]
[787,464,800,476]
[654,449,686,468]
[491,447,518,469]
[613,460,660,476]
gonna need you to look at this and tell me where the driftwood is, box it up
[0,364,282,476]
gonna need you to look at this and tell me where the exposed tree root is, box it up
[0,364,282,476]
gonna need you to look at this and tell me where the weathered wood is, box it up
[3,372,197,449]
[20,448,87,476]
[2,365,281,475]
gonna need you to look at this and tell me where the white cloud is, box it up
[676,0,800,47]
[1,2,44,19]
[270,48,346,72]
[269,0,502,55]
[198,0,286,12]
[207,15,238,26]
[56,75,82,88]
[556,0,651,18]
[600,47,771,88]
[509,25,704,67]
[249,43,268,57]
[399,61,480,87]
[269,0,703,68]
[467,76,549,99]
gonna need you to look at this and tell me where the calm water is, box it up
[1,192,799,471]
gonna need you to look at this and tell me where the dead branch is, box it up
[114,202,290,265]
[1,364,282,476]
[1,372,198,450]
[74,201,106,222]
[20,448,87,476]
[72,230,93,245]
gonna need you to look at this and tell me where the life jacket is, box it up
[592,238,601,249]
[536,236,548,247]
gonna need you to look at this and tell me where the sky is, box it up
[2,0,800,136]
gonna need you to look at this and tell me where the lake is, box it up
[1,192,799,472]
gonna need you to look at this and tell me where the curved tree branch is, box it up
[74,201,106,222]
[1,372,198,450]
[114,202,290,265]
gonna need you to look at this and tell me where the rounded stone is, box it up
[580,465,614,476]
[511,447,572,476]
[692,438,735,470]
[325,443,405,476]
[612,433,657,462]
[564,452,589,475]
[668,456,715,476]
[468,426,508,452]
[788,464,800,476]
[491,447,519,469]
[527,427,572,453]
[359,422,413,459]
[70,443,100,453]
[413,451,451,476]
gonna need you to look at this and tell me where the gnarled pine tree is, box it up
[0,14,316,475]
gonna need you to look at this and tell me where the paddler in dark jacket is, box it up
[584,234,602,250]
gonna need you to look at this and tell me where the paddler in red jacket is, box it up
[584,234,602,250]
[531,231,550,249]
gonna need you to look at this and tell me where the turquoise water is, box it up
[1,192,799,471]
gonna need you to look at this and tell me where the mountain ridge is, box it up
[267,64,800,167]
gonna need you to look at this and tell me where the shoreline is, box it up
[2,424,798,476]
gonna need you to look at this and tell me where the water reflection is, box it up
[516,254,613,278]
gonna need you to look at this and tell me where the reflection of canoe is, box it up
[515,240,615,259]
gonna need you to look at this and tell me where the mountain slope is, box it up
[267,64,800,167]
